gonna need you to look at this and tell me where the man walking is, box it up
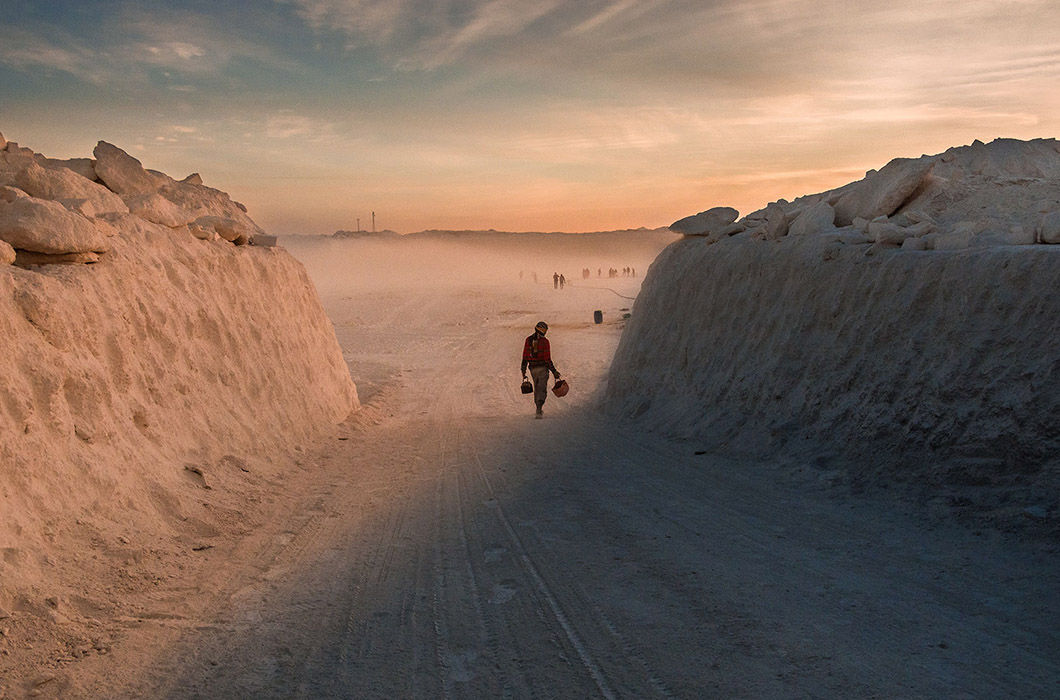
[521,321,561,418]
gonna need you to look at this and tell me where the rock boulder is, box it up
[833,157,935,227]
[193,215,252,245]
[0,193,113,254]
[788,201,835,237]
[92,141,166,195]
[670,207,739,237]
[0,238,13,265]
[37,156,97,182]
[123,193,193,228]
[14,160,128,216]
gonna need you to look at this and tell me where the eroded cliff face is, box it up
[607,139,1060,523]
[0,136,357,598]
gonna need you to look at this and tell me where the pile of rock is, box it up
[672,138,1060,251]
[0,132,265,266]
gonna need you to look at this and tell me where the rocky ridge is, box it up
[671,137,1060,250]
[0,132,264,265]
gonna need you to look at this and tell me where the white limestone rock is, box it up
[14,160,128,215]
[788,201,835,237]
[0,150,36,187]
[123,192,193,228]
[60,199,102,218]
[869,222,928,247]
[1039,211,1060,244]
[3,142,35,158]
[0,194,113,254]
[251,233,278,247]
[92,141,167,195]
[761,202,789,241]
[157,177,265,240]
[188,222,219,241]
[973,225,1036,247]
[193,215,253,245]
[826,230,871,245]
[833,157,935,226]
[929,221,979,251]
[906,221,936,237]
[92,141,265,240]
[670,207,739,237]
[37,156,97,182]
[0,238,13,265]
[894,209,935,227]
[0,185,26,204]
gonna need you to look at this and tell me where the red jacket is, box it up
[521,333,557,374]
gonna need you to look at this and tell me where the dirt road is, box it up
[64,272,1059,698]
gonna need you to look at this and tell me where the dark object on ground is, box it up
[594,310,603,324]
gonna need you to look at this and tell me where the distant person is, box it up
[532,271,538,283]
[559,274,566,289]
[598,268,602,277]
[519,270,524,281]
[553,272,559,289]
[521,321,562,418]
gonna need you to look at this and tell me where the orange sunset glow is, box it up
[4,0,1059,233]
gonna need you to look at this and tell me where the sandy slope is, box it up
[0,139,356,696]
[27,238,1058,698]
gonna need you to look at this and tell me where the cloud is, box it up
[145,42,207,62]
[566,0,642,36]
[282,0,625,70]
[0,29,105,83]
[0,6,290,94]
[263,113,341,141]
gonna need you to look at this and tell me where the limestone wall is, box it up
[607,139,1060,522]
[0,136,357,591]
[605,236,1059,499]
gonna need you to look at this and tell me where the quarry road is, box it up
[71,276,1058,698]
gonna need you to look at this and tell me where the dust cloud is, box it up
[282,229,677,295]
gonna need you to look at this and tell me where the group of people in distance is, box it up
[516,268,637,288]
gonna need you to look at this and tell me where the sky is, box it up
[2,0,1059,235]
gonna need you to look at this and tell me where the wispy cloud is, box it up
[262,113,345,143]
[567,0,642,36]
[0,7,290,93]
[0,29,106,83]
